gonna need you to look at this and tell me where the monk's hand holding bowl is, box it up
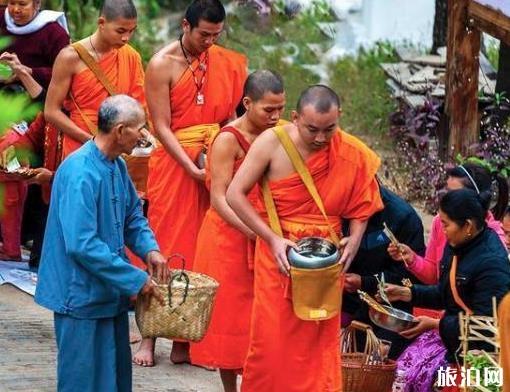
[383,283,412,303]
[399,316,439,339]
[269,235,297,277]
[145,250,169,284]
[189,166,206,183]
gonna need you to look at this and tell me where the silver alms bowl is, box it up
[287,236,339,269]
[368,305,419,333]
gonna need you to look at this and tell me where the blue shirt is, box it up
[35,141,157,319]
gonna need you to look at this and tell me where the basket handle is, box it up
[167,253,186,272]
[168,271,190,309]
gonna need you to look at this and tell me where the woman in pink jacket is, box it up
[388,163,508,284]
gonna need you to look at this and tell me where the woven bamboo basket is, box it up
[135,254,219,342]
[341,321,396,392]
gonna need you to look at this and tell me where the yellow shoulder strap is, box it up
[71,42,117,96]
[69,93,97,135]
[262,177,283,237]
[261,126,340,245]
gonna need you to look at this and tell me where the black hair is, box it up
[296,84,341,114]
[439,188,491,230]
[506,205,510,217]
[243,69,284,102]
[100,0,137,20]
[447,162,509,220]
[184,0,225,29]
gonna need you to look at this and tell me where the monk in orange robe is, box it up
[133,0,247,367]
[227,85,383,391]
[44,0,145,158]
[190,70,285,391]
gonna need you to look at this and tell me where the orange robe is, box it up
[62,44,146,157]
[146,45,246,270]
[190,126,257,369]
[241,130,383,392]
[500,293,510,392]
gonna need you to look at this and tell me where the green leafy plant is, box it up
[465,351,502,392]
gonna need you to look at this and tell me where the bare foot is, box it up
[133,338,155,367]
[129,332,141,344]
[170,341,190,364]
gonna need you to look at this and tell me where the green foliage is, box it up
[328,42,398,136]
[221,2,332,113]
[485,39,500,71]
[45,0,163,63]
[465,352,501,392]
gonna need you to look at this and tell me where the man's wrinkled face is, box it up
[244,92,286,131]
[183,19,223,54]
[99,17,138,48]
[116,114,146,155]
[293,104,339,151]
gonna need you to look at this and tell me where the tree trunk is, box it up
[432,0,448,54]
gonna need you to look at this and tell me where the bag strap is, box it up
[71,42,117,96]
[69,42,118,135]
[449,255,473,316]
[263,126,340,246]
[69,93,97,135]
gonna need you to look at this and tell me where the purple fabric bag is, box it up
[396,330,448,392]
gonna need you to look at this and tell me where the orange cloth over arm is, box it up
[241,131,383,392]
[500,293,510,392]
[63,45,146,156]
[146,45,247,271]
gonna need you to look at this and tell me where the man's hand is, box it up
[400,315,439,339]
[139,276,165,306]
[344,273,362,293]
[268,235,297,276]
[338,236,361,272]
[27,168,53,185]
[387,243,415,265]
[188,166,206,183]
[145,250,169,284]
[383,283,412,303]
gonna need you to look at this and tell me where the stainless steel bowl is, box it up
[368,305,419,333]
[287,236,339,269]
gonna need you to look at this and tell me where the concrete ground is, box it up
[0,285,223,392]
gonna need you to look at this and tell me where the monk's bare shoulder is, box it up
[146,41,186,86]
[212,131,244,159]
[53,45,82,75]
[253,126,281,151]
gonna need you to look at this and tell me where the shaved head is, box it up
[100,0,137,21]
[296,85,340,114]
[243,69,284,101]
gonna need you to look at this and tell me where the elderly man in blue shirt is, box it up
[35,94,168,392]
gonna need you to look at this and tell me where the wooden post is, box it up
[445,0,481,157]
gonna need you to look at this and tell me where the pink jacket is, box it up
[408,212,507,284]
